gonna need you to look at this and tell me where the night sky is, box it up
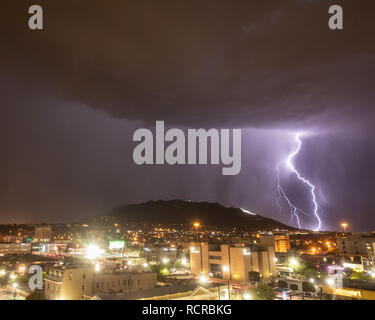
[0,0,374,231]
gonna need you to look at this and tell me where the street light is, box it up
[326,278,334,286]
[85,244,104,259]
[200,275,208,284]
[341,222,348,233]
[243,293,252,300]
[290,258,298,267]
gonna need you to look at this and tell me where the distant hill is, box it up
[108,200,296,231]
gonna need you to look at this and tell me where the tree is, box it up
[26,289,45,300]
[350,271,370,281]
[248,271,260,282]
[173,260,182,269]
[151,264,167,281]
[302,281,315,293]
[250,284,276,300]
[304,268,319,280]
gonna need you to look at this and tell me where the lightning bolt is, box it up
[276,165,302,229]
[275,133,322,231]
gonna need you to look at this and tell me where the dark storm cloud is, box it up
[1,0,374,129]
[1,1,375,231]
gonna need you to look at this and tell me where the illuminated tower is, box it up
[327,265,343,289]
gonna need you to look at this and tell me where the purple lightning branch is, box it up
[276,165,302,229]
[275,133,322,231]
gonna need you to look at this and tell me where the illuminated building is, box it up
[274,235,291,253]
[259,233,290,253]
[337,233,375,256]
[323,285,375,300]
[44,265,157,300]
[34,225,52,243]
[0,242,31,254]
[190,243,276,281]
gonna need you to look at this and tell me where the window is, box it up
[209,256,222,260]
[83,273,86,280]
[82,284,85,291]
[96,283,99,289]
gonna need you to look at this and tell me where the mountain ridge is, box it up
[108,199,297,231]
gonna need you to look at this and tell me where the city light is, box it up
[162,258,169,264]
[193,222,200,228]
[309,278,315,283]
[10,273,16,280]
[0,270,6,276]
[222,266,229,272]
[326,278,334,286]
[243,249,251,255]
[161,268,169,275]
[341,222,348,232]
[85,244,104,259]
[143,263,149,268]
[12,283,18,289]
[199,275,208,284]
[243,293,252,300]
[181,258,187,266]
[290,258,298,267]
[95,263,100,272]
[17,265,25,273]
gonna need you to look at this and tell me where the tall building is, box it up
[260,233,290,253]
[337,233,375,256]
[190,243,276,281]
[34,225,52,243]
[274,234,291,253]
[44,265,157,300]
